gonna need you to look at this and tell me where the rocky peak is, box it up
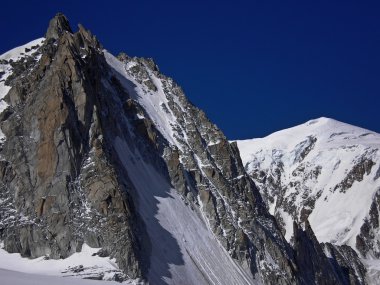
[0,14,371,284]
[45,13,73,40]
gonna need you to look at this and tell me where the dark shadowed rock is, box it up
[293,221,365,285]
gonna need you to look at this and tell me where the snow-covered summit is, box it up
[238,117,379,163]
[236,117,380,258]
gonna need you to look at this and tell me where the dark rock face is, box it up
[0,14,369,284]
[293,221,367,285]
[322,243,367,285]
[293,221,342,285]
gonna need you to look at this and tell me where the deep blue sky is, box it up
[1,1,379,139]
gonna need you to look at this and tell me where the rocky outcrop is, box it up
[334,158,375,193]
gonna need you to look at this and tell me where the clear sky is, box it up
[1,1,379,139]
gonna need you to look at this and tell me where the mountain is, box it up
[236,117,380,283]
[0,14,370,284]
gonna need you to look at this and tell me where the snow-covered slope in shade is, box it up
[104,51,255,284]
[112,137,253,285]
[235,117,380,254]
[0,244,138,284]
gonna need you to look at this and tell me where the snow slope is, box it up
[236,117,380,251]
[0,269,133,285]
[0,244,138,284]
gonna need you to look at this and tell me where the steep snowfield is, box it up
[105,49,254,284]
[113,137,253,285]
[236,117,380,250]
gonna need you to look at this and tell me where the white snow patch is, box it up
[0,244,116,276]
[277,209,294,242]
[0,269,138,285]
[0,243,139,284]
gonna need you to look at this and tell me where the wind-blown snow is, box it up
[235,117,380,250]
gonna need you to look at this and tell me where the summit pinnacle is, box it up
[45,13,73,40]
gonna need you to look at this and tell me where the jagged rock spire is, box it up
[45,13,72,40]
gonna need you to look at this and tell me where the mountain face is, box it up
[236,117,380,283]
[0,14,371,284]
